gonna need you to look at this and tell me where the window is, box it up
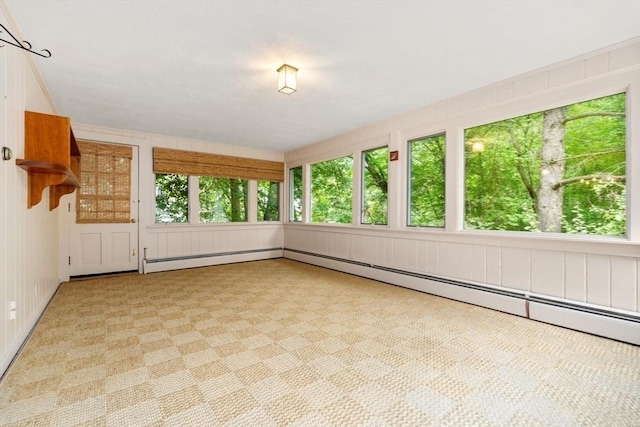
[155,174,188,223]
[408,134,445,227]
[258,181,280,221]
[289,167,302,222]
[361,146,388,225]
[311,156,353,224]
[199,177,248,223]
[464,93,626,236]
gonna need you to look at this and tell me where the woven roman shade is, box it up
[153,147,284,182]
[76,141,132,223]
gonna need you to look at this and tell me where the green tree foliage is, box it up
[409,134,446,227]
[311,156,353,224]
[290,167,303,221]
[155,174,188,223]
[464,93,626,235]
[199,177,248,222]
[258,181,279,221]
[362,147,388,224]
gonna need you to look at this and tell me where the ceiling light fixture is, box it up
[277,64,298,95]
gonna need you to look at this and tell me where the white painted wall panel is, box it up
[449,243,473,281]
[564,252,587,302]
[548,60,585,88]
[501,247,530,291]
[471,245,486,283]
[437,242,451,277]
[529,71,549,94]
[485,246,501,286]
[406,239,419,272]
[334,233,349,259]
[427,241,438,275]
[512,77,529,98]
[317,231,329,255]
[586,52,609,78]
[531,250,564,298]
[383,237,393,267]
[392,238,409,271]
[586,254,611,306]
[166,233,183,258]
[610,257,637,311]
[182,231,193,256]
[351,234,364,263]
[638,264,640,315]
[496,82,513,103]
[147,225,284,262]
[0,3,61,377]
[416,240,428,273]
[362,235,375,265]
[198,230,214,254]
[610,43,640,71]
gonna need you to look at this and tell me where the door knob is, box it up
[131,218,137,223]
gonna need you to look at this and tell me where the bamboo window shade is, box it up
[153,147,285,182]
[76,141,132,223]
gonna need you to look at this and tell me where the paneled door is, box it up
[69,141,139,276]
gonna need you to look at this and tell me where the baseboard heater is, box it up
[284,248,640,345]
[143,247,283,274]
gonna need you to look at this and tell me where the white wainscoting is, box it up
[284,225,640,344]
[144,224,284,273]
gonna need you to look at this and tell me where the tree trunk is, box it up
[264,182,278,221]
[537,107,566,232]
[364,152,388,196]
[230,179,243,222]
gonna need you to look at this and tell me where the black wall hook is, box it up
[0,22,51,58]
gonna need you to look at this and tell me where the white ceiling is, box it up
[4,1,640,152]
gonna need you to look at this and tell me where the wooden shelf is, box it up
[16,160,81,186]
[17,111,80,210]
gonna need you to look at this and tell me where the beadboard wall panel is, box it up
[145,225,284,261]
[0,3,60,377]
[284,226,639,315]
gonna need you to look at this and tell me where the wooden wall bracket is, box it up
[16,111,80,210]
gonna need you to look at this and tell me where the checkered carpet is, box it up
[1,259,638,426]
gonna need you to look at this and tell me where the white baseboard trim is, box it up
[284,249,640,345]
[143,249,283,273]
[529,302,640,345]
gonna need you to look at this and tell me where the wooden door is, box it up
[69,142,139,276]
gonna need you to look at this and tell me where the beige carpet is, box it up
[0,259,638,426]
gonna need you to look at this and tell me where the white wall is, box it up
[62,124,285,277]
[0,4,62,376]
[284,39,640,343]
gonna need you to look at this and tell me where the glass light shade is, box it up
[277,64,298,94]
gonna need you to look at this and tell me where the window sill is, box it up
[148,222,283,230]
[283,222,637,256]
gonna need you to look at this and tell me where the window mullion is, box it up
[247,180,257,223]
[188,175,199,224]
